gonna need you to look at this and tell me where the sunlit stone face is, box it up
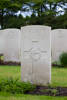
[51,29,67,62]
[0,30,4,54]
[21,25,51,85]
[0,29,21,62]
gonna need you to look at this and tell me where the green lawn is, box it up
[0,92,67,100]
[52,67,67,87]
[0,65,67,100]
[0,65,67,87]
[0,66,21,80]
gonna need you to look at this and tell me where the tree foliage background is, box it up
[0,0,67,29]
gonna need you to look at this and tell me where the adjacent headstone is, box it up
[0,30,5,54]
[0,29,21,62]
[21,25,51,85]
[51,29,67,62]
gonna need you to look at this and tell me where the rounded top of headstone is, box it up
[0,28,20,34]
[2,28,20,32]
[21,25,51,30]
[0,28,21,38]
[52,29,67,31]
[52,29,67,34]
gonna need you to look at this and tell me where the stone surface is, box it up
[0,30,5,54]
[0,29,21,62]
[21,25,51,85]
[51,29,67,62]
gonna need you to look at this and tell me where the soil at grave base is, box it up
[0,60,21,66]
[52,64,64,67]
[26,86,67,96]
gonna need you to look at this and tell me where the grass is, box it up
[0,65,21,80]
[0,92,67,100]
[51,67,67,87]
[0,65,67,100]
[0,65,67,87]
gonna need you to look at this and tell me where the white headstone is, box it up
[21,25,51,85]
[2,29,21,62]
[51,29,67,62]
[0,30,5,54]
